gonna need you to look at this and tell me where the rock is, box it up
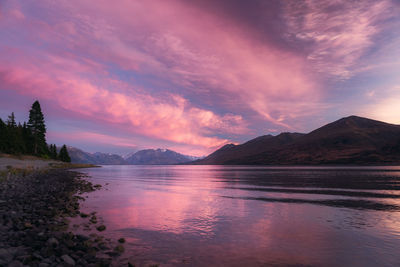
[8,260,23,267]
[98,242,110,250]
[41,257,52,264]
[118,238,126,243]
[105,251,119,257]
[114,245,124,254]
[79,212,88,218]
[33,252,43,260]
[47,237,59,247]
[89,216,97,224]
[61,254,75,266]
[0,169,122,267]
[0,248,13,262]
[24,222,33,229]
[76,234,90,241]
[96,225,106,232]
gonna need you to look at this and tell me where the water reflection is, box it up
[77,165,400,266]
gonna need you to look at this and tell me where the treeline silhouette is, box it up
[0,101,71,162]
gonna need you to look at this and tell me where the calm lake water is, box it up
[77,165,400,266]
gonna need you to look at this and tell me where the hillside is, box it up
[194,116,400,165]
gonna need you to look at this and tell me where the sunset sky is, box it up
[1,0,400,156]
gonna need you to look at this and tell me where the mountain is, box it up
[125,149,196,164]
[68,147,199,165]
[91,152,126,165]
[194,116,400,165]
[122,151,137,160]
[197,133,304,164]
[67,147,126,165]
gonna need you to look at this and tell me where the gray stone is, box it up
[0,248,13,262]
[47,237,59,247]
[42,258,52,264]
[8,260,23,267]
[76,234,89,241]
[61,254,75,266]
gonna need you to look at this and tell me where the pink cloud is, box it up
[8,0,396,154]
[0,50,246,153]
[283,0,395,80]
[48,130,138,149]
[15,0,322,126]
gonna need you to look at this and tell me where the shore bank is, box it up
[0,154,99,173]
[0,168,123,266]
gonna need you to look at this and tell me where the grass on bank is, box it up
[0,153,100,179]
[50,162,101,169]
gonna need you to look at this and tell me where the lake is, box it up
[76,165,400,266]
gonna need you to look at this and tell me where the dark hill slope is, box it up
[196,133,304,164]
[194,116,400,165]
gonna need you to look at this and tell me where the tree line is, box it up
[0,100,71,162]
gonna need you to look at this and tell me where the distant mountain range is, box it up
[125,149,199,164]
[68,147,200,165]
[67,147,126,165]
[193,116,400,165]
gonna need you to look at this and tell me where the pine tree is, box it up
[58,144,71,162]
[22,122,34,154]
[0,118,7,152]
[5,113,19,154]
[28,101,47,155]
[7,112,17,128]
[15,123,26,154]
[49,144,58,160]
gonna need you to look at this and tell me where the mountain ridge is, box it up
[193,116,400,165]
[125,148,200,165]
[68,147,199,165]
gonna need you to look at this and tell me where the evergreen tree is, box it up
[5,113,18,154]
[49,144,58,160]
[22,122,34,154]
[0,118,7,152]
[15,123,26,154]
[2,114,25,154]
[58,144,71,162]
[7,112,17,128]
[28,101,47,155]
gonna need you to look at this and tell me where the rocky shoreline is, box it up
[0,169,123,267]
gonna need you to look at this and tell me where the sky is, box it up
[0,0,400,156]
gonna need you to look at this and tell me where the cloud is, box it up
[30,0,321,125]
[3,0,399,155]
[48,130,139,149]
[0,0,326,154]
[283,0,395,80]
[0,53,247,150]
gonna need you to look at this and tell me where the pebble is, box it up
[96,225,106,232]
[8,260,23,267]
[0,248,13,262]
[47,237,59,247]
[0,169,120,266]
[61,254,76,266]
